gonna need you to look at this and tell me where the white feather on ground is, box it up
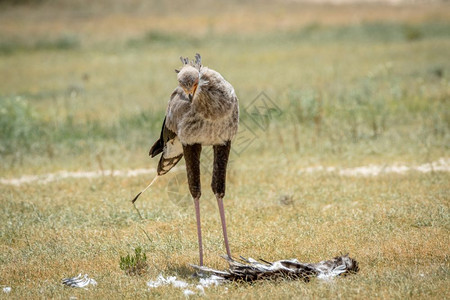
[62,274,97,289]
[146,274,224,296]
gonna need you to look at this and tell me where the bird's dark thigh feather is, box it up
[212,141,231,198]
[183,143,202,199]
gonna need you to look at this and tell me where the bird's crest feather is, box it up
[179,53,202,71]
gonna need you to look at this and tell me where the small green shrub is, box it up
[0,41,18,55]
[127,30,201,47]
[0,96,43,155]
[34,35,80,50]
[119,247,148,276]
[403,25,423,41]
[0,35,79,55]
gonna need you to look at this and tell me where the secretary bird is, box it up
[132,54,239,266]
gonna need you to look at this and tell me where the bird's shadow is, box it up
[165,264,198,279]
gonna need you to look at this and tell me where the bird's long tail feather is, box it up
[131,175,159,203]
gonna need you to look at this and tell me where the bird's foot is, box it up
[190,270,208,279]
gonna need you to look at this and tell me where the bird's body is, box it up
[168,67,239,146]
[141,54,238,266]
[150,67,239,173]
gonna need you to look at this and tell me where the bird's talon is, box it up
[191,271,208,279]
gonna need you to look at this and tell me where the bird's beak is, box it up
[188,83,198,101]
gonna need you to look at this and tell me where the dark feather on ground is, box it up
[191,254,359,282]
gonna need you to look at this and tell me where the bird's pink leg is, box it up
[194,197,204,266]
[216,196,231,258]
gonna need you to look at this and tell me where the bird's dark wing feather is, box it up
[149,87,190,175]
[149,114,184,176]
[157,152,183,175]
[149,138,163,158]
[149,117,173,158]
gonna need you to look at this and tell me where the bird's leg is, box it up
[194,196,203,266]
[212,141,232,259]
[216,195,231,258]
[183,143,203,266]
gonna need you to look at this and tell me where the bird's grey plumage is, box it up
[150,55,239,174]
[170,67,239,145]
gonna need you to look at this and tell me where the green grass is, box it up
[120,246,148,276]
[1,22,448,174]
[0,35,80,55]
[0,1,449,298]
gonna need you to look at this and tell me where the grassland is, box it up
[0,1,449,299]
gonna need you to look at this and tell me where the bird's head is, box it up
[176,54,202,101]
[177,66,199,101]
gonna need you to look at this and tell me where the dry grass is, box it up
[1,168,448,298]
[1,1,449,44]
[0,0,449,298]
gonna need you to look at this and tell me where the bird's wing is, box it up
[149,116,168,158]
[149,87,190,175]
[156,136,183,175]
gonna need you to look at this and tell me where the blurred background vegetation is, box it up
[0,0,448,176]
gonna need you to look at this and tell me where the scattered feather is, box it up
[199,275,224,287]
[196,284,205,294]
[146,255,357,297]
[191,254,359,282]
[147,274,224,296]
[3,287,11,293]
[183,289,195,296]
[147,275,189,289]
[62,274,97,289]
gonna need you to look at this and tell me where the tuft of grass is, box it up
[403,25,423,41]
[0,96,43,155]
[119,246,148,276]
[127,30,201,48]
[33,35,80,51]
